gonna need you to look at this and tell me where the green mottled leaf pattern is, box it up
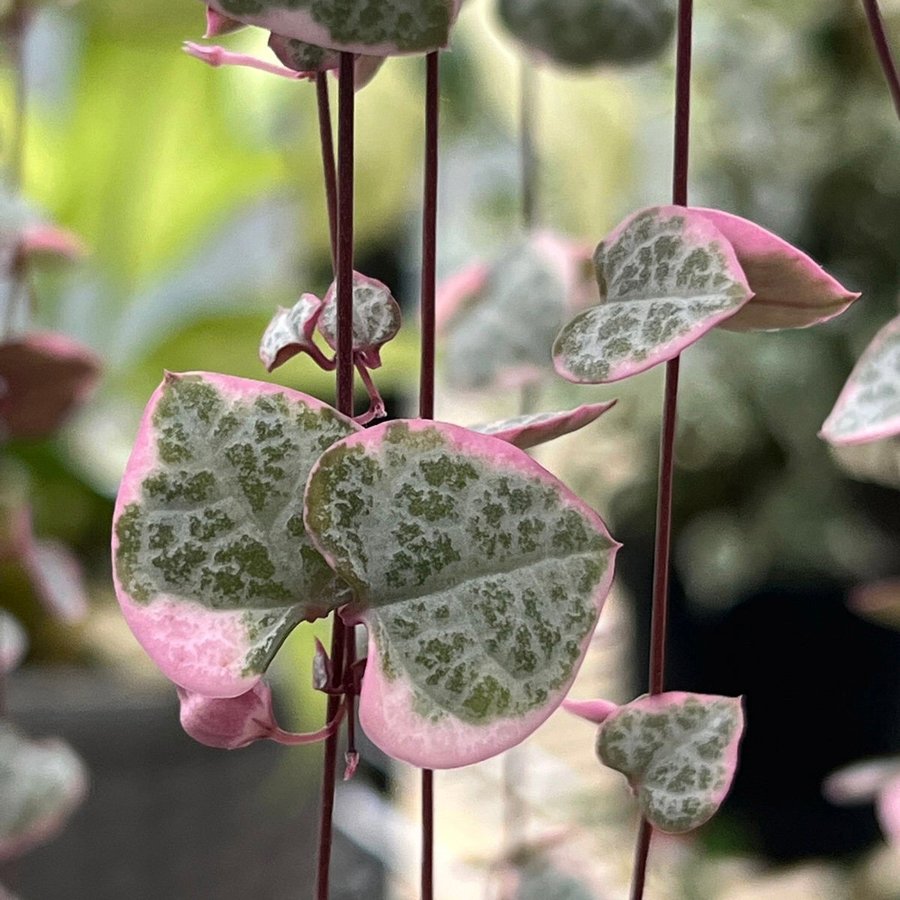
[821,314,900,445]
[553,207,753,384]
[207,0,461,55]
[0,723,87,863]
[597,692,744,833]
[305,420,619,768]
[112,372,356,696]
[498,0,675,69]
[267,34,384,86]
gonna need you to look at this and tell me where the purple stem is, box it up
[315,51,356,900]
[862,0,900,119]
[419,50,440,900]
[629,3,692,899]
[315,73,339,269]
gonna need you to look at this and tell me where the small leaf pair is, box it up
[566,692,745,834]
[554,206,859,385]
[112,371,620,767]
[260,271,401,423]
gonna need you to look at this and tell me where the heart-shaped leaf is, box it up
[473,400,616,450]
[595,692,744,833]
[205,0,463,55]
[821,314,900,445]
[268,34,385,87]
[305,419,619,768]
[0,333,101,440]
[693,209,859,332]
[259,293,325,372]
[0,610,27,674]
[497,0,676,69]
[318,271,401,369]
[112,372,357,697]
[554,207,753,385]
[442,233,595,390]
[0,723,87,863]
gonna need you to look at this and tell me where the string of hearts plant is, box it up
[110,2,860,899]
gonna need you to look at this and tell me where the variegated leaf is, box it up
[204,0,463,55]
[497,0,675,69]
[596,692,744,833]
[305,419,619,768]
[112,372,357,697]
[268,34,385,86]
[821,314,900,445]
[0,333,101,440]
[259,293,324,372]
[0,610,27,674]
[443,233,595,390]
[318,272,401,369]
[473,400,616,450]
[554,207,753,385]
[0,723,87,863]
[694,209,859,331]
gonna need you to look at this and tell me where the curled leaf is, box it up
[0,723,87,863]
[0,333,101,440]
[473,400,616,450]
[111,372,357,697]
[821,314,900,445]
[441,233,595,390]
[497,0,676,69]
[305,419,619,768]
[177,680,341,749]
[318,272,402,370]
[268,34,385,88]
[695,209,859,332]
[259,293,329,372]
[554,207,753,384]
[205,0,463,55]
[0,609,27,674]
[595,691,744,833]
[562,696,618,724]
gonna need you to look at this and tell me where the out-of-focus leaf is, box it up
[0,610,28,674]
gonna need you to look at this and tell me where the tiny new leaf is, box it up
[0,723,87,863]
[112,372,357,697]
[203,0,463,55]
[318,271,402,370]
[259,293,326,372]
[593,692,744,833]
[554,207,753,384]
[497,0,676,69]
[820,314,900,445]
[304,419,619,768]
[694,209,859,332]
[473,400,617,450]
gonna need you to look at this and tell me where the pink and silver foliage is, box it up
[554,206,857,385]
[471,400,617,451]
[566,691,745,833]
[113,371,622,766]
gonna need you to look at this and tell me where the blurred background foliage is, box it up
[3,0,900,895]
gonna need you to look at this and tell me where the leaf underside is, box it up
[597,692,744,833]
[112,372,356,697]
[821,314,900,445]
[305,419,619,768]
[473,401,617,450]
[259,293,322,372]
[497,0,675,69]
[554,207,752,385]
[205,0,461,54]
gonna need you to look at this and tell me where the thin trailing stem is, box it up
[861,0,900,119]
[315,73,339,269]
[419,50,440,900]
[629,2,693,898]
[315,51,356,900]
[519,59,538,229]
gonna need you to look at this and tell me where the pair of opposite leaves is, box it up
[111,372,746,834]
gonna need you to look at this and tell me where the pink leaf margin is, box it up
[474,400,617,450]
[307,419,621,769]
[111,371,357,699]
